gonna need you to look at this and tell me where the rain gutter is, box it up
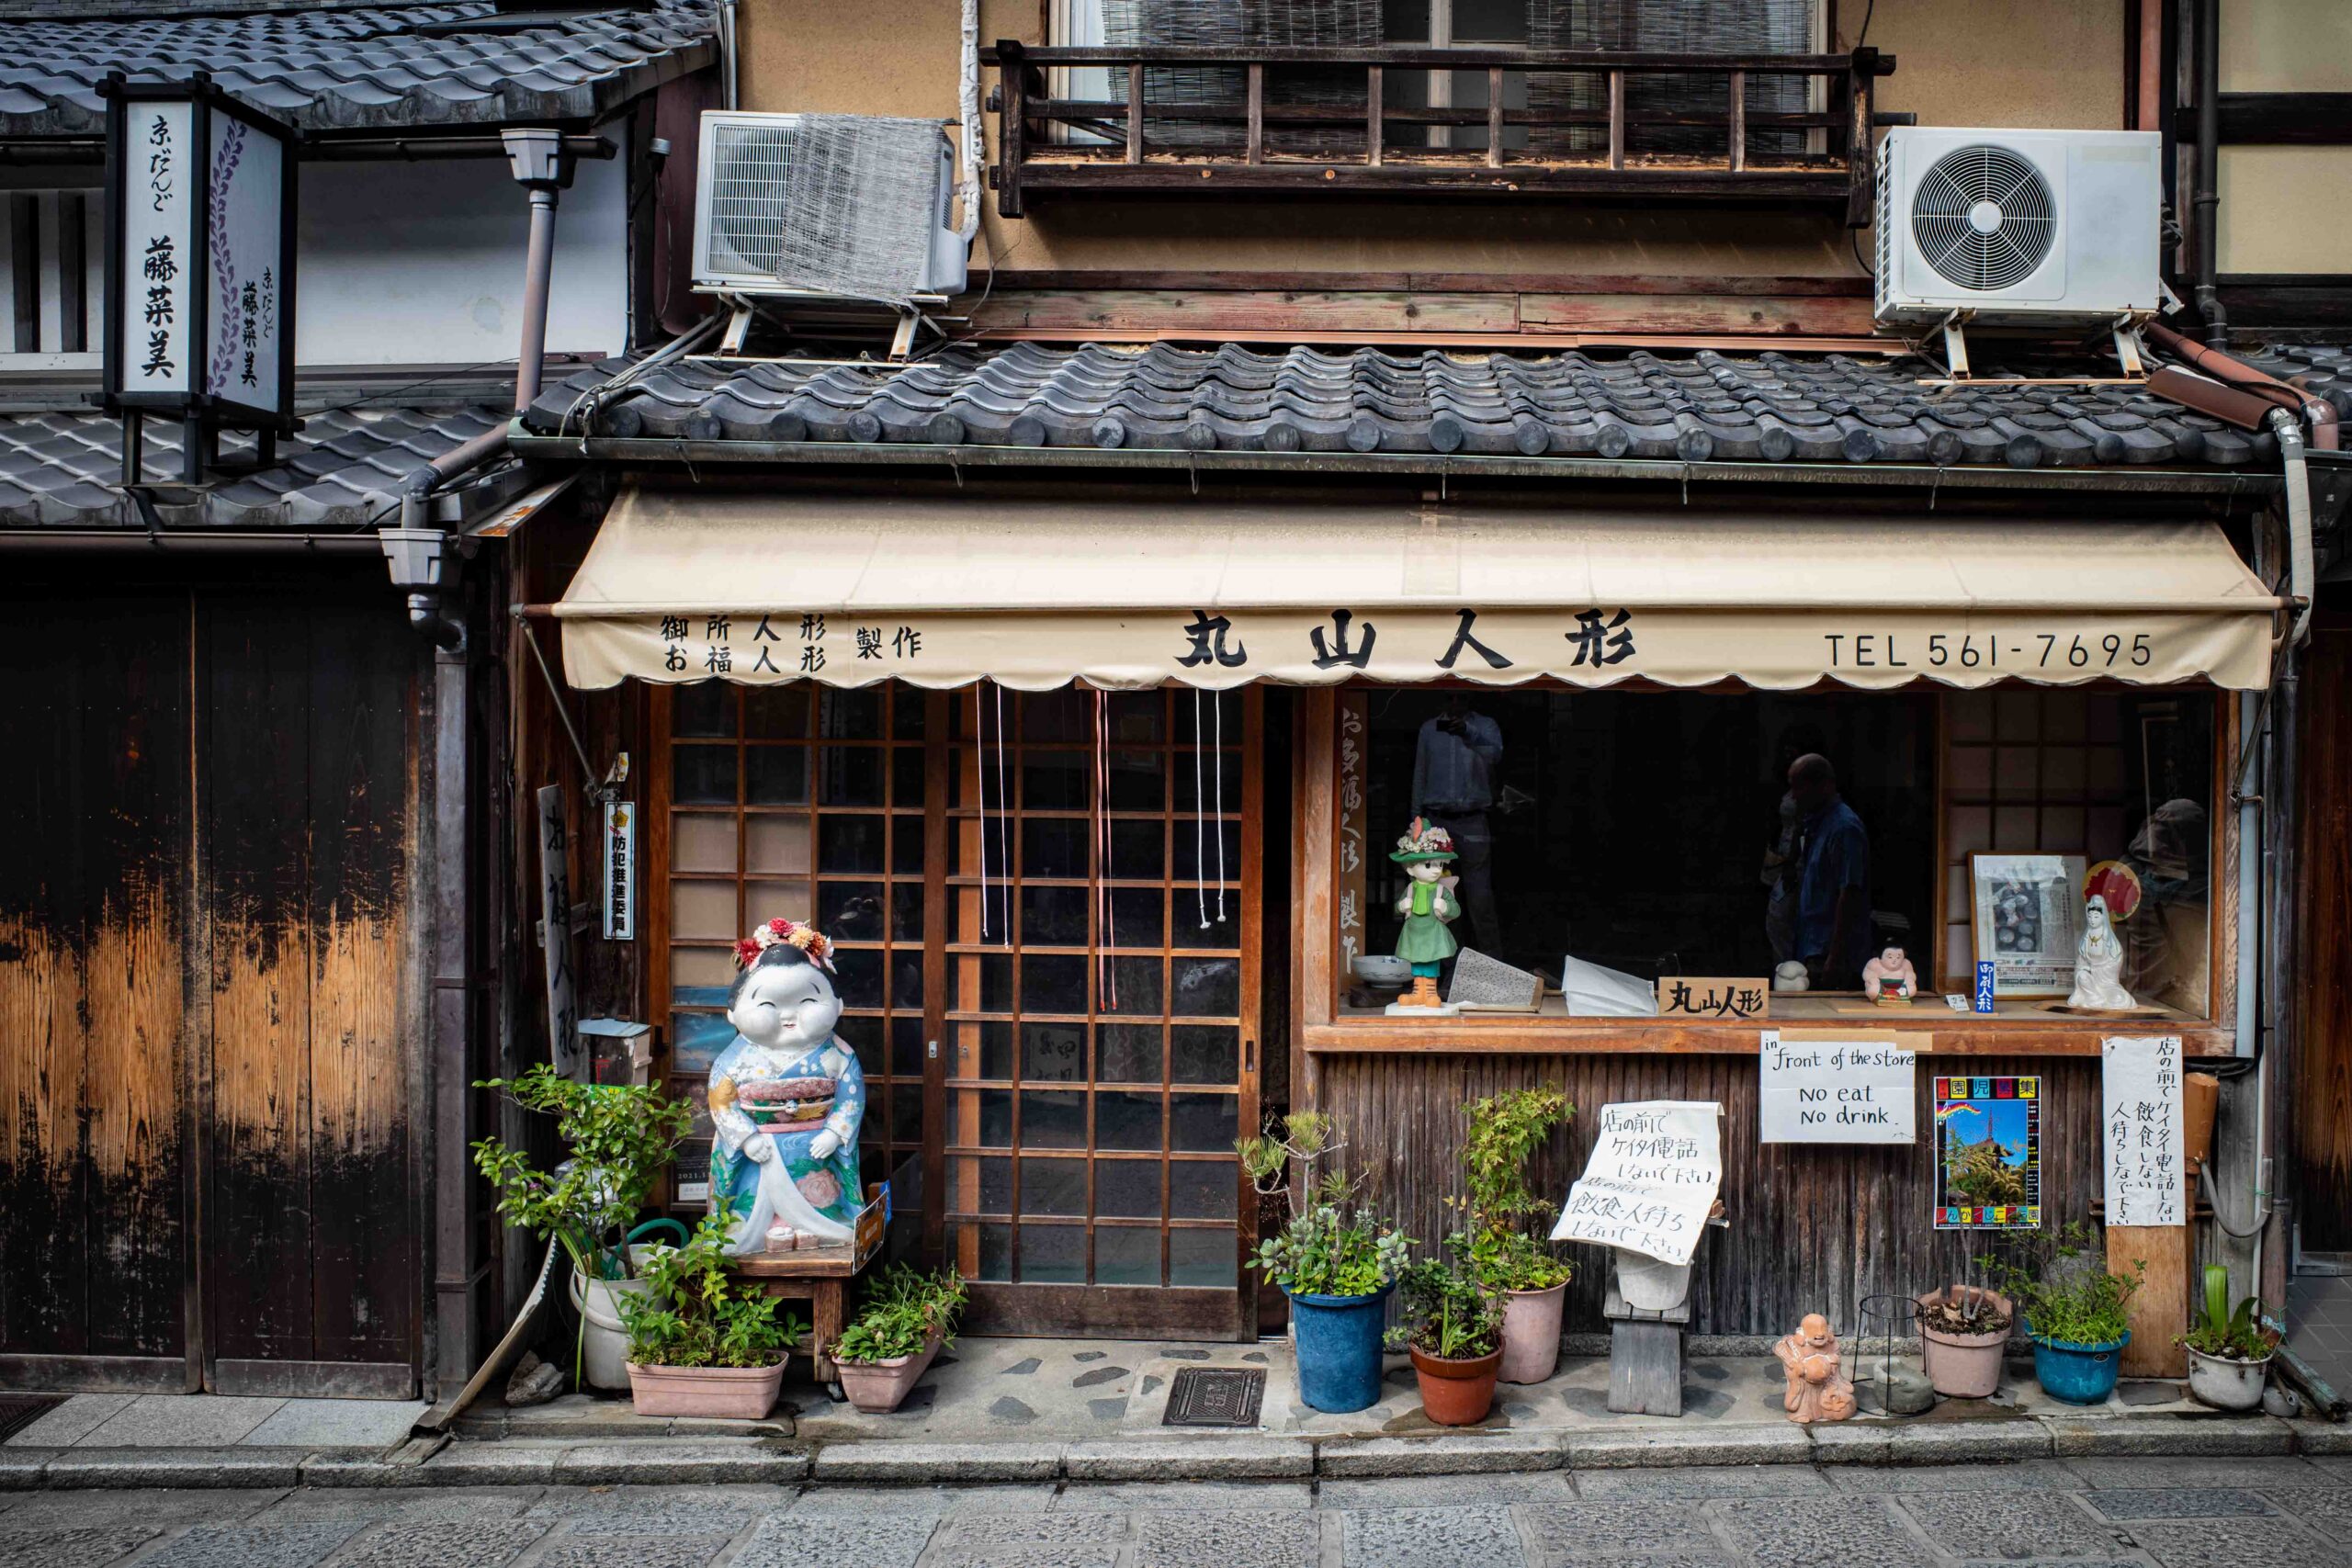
[503,434,2280,497]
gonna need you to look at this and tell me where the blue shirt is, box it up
[1794,797,1871,973]
[1412,713,1503,816]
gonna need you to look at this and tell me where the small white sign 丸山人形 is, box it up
[1758,1031,1917,1145]
[2101,1034,2186,1226]
[1550,1100,1723,1266]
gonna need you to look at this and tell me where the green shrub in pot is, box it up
[613,1215,806,1418]
[1983,1222,2143,1404]
[2177,1263,2278,1411]
[1386,1235,1505,1426]
[833,1264,968,1413]
[1457,1086,1575,1383]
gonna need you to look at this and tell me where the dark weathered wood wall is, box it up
[2294,610,2352,1251]
[0,588,193,1384]
[0,573,424,1394]
[1308,1051,2102,1338]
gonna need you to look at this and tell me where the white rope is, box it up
[1193,685,1210,930]
[974,682,989,940]
[1213,688,1227,923]
[993,682,1010,944]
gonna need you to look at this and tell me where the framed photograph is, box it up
[1969,853,2086,998]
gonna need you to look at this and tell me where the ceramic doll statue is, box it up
[1862,945,1917,1002]
[2067,894,2136,1011]
[707,918,866,1256]
[1774,1314,1857,1423]
[1388,818,1460,1012]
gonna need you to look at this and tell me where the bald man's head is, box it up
[1788,752,1838,815]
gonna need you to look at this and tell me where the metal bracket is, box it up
[2111,315,2149,379]
[1939,311,1973,380]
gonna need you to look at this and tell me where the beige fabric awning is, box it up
[554,483,2281,692]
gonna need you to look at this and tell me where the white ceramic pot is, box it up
[2185,1345,2271,1412]
[571,1269,651,1391]
[1616,1252,1692,1313]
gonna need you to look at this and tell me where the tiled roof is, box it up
[523,340,2352,470]
[0,403,508,527]
[0,0,714,137]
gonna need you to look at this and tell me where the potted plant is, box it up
[2178,1264,2278,1412]
[1984,1223,2143,1406]
[614,1214,806,1417]
[1388,1237,1506,1427]
[1239,1113,1408,1415]
[1915,1276,2014,1399]
[472,1065,694,1390]
[1458,1086,1575,1384]
[833,1263,969,1414]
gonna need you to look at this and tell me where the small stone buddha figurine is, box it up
[1389,817,1459,1010]
[1862,945,1917,1003]
[2067,893,2136,1011]
[707,918,866,1256]
[1774,1313,1857,1423]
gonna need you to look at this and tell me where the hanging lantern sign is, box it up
[100,73,298,479]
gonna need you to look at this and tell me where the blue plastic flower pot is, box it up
[2030,1330,2131,1404]
[1285,1282,1392,1414]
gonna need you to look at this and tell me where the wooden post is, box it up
[1246,63,1264,164]
[997,39,1027,218]
[1845,48,1879,228]
[1126,62,1143,164]
[1728,70,1746,173]
[1607,70,1625,170]
[1487,66,1504,167]
[2109,1225,2190,1378]
[1365,66,1384,166]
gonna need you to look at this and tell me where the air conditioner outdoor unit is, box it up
[1874,127,2162,330]
[690,111,967,299]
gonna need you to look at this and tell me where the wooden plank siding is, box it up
[2294,611,2352,1250]
[0,574,424,1393]
[1311,1051,2102,1339]
[0,589,193,1379]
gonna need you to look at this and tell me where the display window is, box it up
[1317,683,2223,1042]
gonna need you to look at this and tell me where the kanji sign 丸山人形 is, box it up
[1656,976,1770,1021]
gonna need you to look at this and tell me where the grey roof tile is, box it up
[0,0,714,137]
[520,339,2335,472]
[0,402,507,528]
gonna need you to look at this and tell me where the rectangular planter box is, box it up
[625,1359,786,1418]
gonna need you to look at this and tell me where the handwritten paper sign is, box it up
[1551,1100,1724,1266]
[2102,1035,2185,1226]
[1657,976,1770,1021]
[1759,1032,1917,1144]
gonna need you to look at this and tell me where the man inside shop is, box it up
[1410,694,1503,954]
[1785,752,1871,991]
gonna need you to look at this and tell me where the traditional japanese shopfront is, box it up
[543,474,2281,1341]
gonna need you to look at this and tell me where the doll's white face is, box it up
[728,960,843,1051]
[1407,860,1446,885]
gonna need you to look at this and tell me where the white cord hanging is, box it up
[1213,688,1227,924]
[973,682,989,940]
[1094,687,1116,1011]
[993,682,1010,945]
[1193,685,1210,930]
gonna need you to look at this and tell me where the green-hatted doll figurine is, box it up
[1389,816,1461,1013]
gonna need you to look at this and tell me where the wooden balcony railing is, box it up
[981,41,1900,224]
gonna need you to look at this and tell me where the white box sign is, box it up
[1759,1032,1917,1144]
[1551,1100,1724,1267]
[204,112,286,420]
[119,99,196,398]
[2102,1034,2185,1226]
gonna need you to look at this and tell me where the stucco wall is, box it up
[2222,0,2352,93]
[2218,145,2352,274]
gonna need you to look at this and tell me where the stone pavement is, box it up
[4,1455,2352,1567]
[2286,1270,2352,1408]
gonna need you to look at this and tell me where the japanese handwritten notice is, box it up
[1336,693,1368,976]
[2102,1035,2185,1227]
[1551,1100,1724,1266]
[1657,976,1770,1021]
[1758,1032,1916,1145]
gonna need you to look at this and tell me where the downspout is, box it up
[718,0,741,111]
[2193,0,2227,345]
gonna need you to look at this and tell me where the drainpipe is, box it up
[2193,0,2227,345]
[503,128,574,414]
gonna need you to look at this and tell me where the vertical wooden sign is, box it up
[537,784,581,1078]
[2104,1034,2188,1377]
[1336,692,1368,979]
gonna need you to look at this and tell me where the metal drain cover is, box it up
[1162,1366,1264,1428]
[0,1394,63,1444]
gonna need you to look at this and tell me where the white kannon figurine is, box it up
[2067,893,2136,1011]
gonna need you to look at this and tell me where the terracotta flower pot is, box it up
[1498,1284,1566,1384]
[835,1327,944,1414]
[624,1359,786,1419]
[1409,1342,1503,1427]
[1916,1286,2013,1399]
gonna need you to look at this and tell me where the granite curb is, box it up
[0,1412,2336,1489]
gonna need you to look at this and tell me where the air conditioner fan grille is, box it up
[1910,143,2055,292]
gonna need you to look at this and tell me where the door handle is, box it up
[1244,1038,1255,1075]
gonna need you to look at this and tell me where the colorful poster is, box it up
[1932,1075,2042,1229]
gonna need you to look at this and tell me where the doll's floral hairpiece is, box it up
[735,917,835,973]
